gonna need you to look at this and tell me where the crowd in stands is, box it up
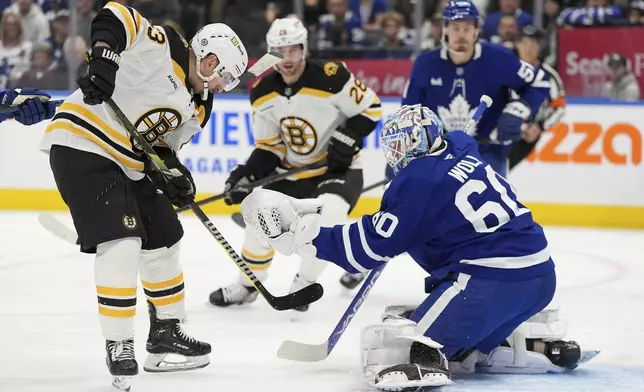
[0,0,641,92]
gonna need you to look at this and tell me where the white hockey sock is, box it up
[139,242,186,321]
[95,237,141,342]
[237,226,274,287]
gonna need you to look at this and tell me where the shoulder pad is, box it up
[250,71,280,107]
[302,60,352,94]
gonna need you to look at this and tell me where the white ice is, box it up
[1,212,643,392]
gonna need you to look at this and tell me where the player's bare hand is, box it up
[523,124,542,143]
[77,46,120,105]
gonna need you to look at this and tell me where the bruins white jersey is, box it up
[250,61,382,179]
[40,2,212,181]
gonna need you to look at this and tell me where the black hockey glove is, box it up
[223,165,256,206]
[76,46,120,105]
[145,148,196,208]
[224,148,282,206]
[327,126,362,172]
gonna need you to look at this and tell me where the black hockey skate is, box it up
[532,339,582,370]
[144,301,211,373]
[209,283,259,307]
[339,272,367,290]
[375,342,452,391]
[105,339,138,391]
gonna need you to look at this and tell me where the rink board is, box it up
[0,93,643,229]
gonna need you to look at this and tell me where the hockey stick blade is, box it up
[277,266,385,361]
[260,281,324,311]
[38,213,78,244]
[238,52,283,84]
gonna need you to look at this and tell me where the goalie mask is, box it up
[191,23,248,99]
[381,105,444,175]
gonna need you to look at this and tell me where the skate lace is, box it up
[222,285,249,303]
[175,323,198,345]
[111,340,135,361]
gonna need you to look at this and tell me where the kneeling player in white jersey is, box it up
[209,17,382,311]
[241,105,588,390]
[39,2,249,389]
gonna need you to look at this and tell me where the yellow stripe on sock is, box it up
[141,273,184,290]
[146,292,185,307]
[98,305,136,318]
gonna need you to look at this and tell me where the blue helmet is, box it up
[442,0,481,24]
[380,105,445,175]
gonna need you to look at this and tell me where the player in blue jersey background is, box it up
[241,104,585,390]
[387,0,549,182]
[0,88,56,125]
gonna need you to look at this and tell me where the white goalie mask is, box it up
[190,23,249,99]
[265,17,308,70]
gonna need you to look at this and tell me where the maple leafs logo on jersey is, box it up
[437,95,477,134]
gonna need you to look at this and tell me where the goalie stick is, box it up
[100,95,322,312]
[230,178,389,229]
[276,95,494,361]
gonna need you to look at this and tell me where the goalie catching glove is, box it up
[240,189,323,259]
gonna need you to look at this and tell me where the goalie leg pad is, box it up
[361,318,451,391]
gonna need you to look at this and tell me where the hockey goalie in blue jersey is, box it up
[241,105,590,390]
[392,0,549,181]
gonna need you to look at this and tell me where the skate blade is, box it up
[112,376,132,391]
[143,353,210,373]
[373,374,452,391]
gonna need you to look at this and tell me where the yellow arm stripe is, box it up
[255,135,281,145]
[363,109,383,118]
[106,2,137,48]
[172,60,187,88]
[256,144,286,157]
[141,273,184,290]
[96,286,137,297]
[252,92,280,108]
[147,292,185,307]
[99,305,136,318]
[58,102,132,149]
[45,121,145,171]
[196,104,206,124]
[291,167,328,179]
[282,153,327,168]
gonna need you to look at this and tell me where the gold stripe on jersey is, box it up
[97,285,137,319]
[256,143,286,158]
[142,273,185,307]
[299,88,333,99]
[255,135,281,145]
[59,102,133,149]
[281,153,328,179]
[46,121,145,171]
[105,2,142,48]
[252,92,280,108]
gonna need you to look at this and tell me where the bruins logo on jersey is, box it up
[134,108,182,147]
[324,62,339,77]
[280,116,317,155]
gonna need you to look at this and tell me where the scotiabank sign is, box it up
[558,27,644,97]
[247,58,412,97]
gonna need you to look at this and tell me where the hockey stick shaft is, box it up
[175,161,326,213]
[105,97,322,311]
[0,99,64,113]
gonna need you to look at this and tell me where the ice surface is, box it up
[1,212,643,391]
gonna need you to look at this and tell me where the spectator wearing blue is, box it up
[318,0,365,50]
[0,88,56,125]
[349,0,387,26]
[558,0,623,26]
[481,0,532,41]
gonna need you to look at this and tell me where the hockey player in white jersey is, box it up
[208,17,382,311]
[39,2,248,389]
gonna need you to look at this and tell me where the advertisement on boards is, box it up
[558,26,644,97]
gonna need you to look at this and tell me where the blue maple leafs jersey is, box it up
[402,43,549,140]
[313,131,555,281]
